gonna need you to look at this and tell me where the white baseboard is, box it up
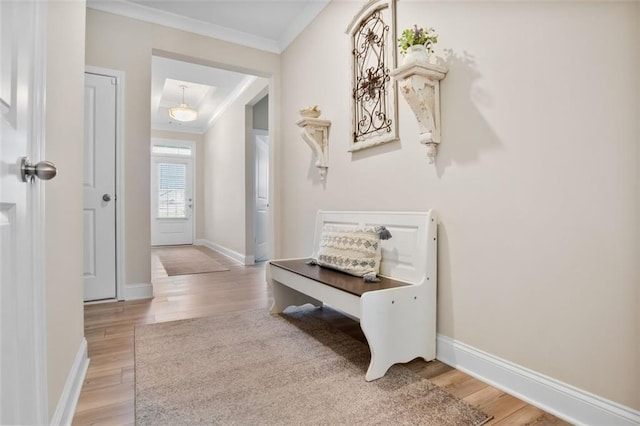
[122,282,153,300]
[195,239,254,265]
[50,338,89,426]
[436,334,640,426]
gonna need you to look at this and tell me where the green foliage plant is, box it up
[398,25,438,55]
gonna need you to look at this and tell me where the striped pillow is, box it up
[309,225,392,282]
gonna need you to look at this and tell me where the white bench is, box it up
[267,210,438,381]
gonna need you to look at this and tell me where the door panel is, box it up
[83,210,96,276]
[0,1,48,422]
[83,73,117,301]
[151,152,194,246]
[254,131,269,261]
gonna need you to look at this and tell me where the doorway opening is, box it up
[251,94,270,262]
[150,54,272,266]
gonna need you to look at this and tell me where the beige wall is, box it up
[253,95,269,131]
[45,1,86,417]
[150,130,205,240]
[281,1,640,409]
[202,78,269,256]
[85,9,280,287]
[637,4,640,407]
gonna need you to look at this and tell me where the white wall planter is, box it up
[296,116,331,180]
[391,61,448,164]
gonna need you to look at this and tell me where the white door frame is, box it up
[150,138,197,245]
[84,65,126,300]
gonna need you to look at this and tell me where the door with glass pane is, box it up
[151,142,194,246]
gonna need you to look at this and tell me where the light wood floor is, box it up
[73,246,571,425]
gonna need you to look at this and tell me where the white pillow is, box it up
[308,225,392,282]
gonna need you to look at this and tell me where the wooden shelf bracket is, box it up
[391,62,448,164]
[296,116,331,180]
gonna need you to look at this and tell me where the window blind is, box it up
[158,163,186,218]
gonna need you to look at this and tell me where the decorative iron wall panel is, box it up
[346,0,398,152]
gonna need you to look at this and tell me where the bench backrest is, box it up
[311,210,437,285]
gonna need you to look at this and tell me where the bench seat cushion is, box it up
[270,259,409,297]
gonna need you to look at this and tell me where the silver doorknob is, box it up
[20,157,57,183]
[102,194,112,202]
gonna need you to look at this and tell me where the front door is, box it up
[0,1,49,423]
[83,72,117,301]
[151,141,194,246]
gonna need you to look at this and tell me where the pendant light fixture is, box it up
[169,85,198,122]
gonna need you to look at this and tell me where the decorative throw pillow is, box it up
[307,225,392,282]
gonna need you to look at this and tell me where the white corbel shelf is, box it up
[391,62,448,164]
[296,117,331,180]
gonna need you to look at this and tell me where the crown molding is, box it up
[277,1,330,52]
[87,0,280,53]
[206,75,258,130]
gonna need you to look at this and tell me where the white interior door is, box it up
[151,141,194,246]
[83,73,117,301]
[254,130,269,261]
[0,1,49,423]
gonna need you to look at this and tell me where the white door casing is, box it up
[151,140,195,246]
[254,130,269,261]
[0,0,49,423]
[83,72,117,301]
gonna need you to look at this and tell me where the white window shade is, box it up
[158,163,186,218]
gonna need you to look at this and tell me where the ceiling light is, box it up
[169,85,198,122]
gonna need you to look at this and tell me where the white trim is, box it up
[151,122,204,135]
[266,84,278,259]
[206,75,258,131]
[195,239,254,265]
[150,138,196,153]
[50,338,89,426]
[123,283,153,300]
[436,334,640,426]
[244,88,269,266]
[86,0,280,53]
[84,298,118,306]
[84,66,127,302]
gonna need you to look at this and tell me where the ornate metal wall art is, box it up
[353,11,391,140]
[346,0,398,152]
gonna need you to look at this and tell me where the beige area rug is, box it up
[135,307,491,425]
[156,246,229,276]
